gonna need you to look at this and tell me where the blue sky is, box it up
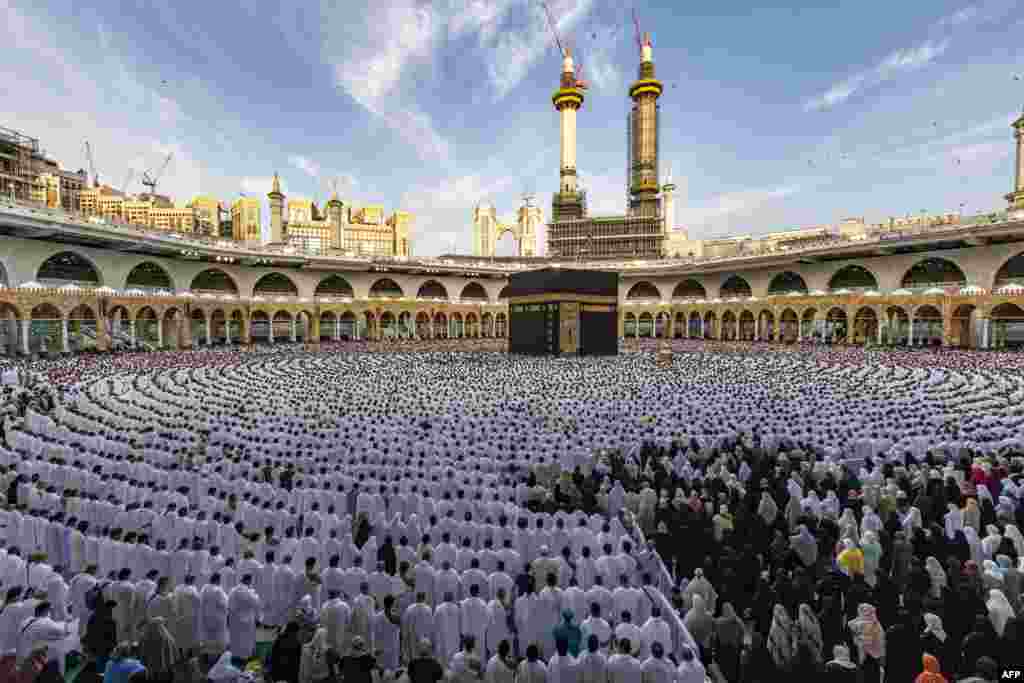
[2,0,1023,256]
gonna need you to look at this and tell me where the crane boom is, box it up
[84,141,99,188]
[120,169,135,196]
[542,1,566,57]
[633,8,641,51]
[141,153,173,196]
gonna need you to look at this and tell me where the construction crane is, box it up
[119,169,135,196]
[141,153,173,197]
[632,7,652,53]
[84,141,99,188]
[542,1,587,89]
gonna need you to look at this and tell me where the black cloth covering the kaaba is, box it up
[504,268,618,298]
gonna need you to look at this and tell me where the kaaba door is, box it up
[560,302,580,354]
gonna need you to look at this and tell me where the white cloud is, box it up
[804,39,949,111]
[485,0,596,100]
[288,155,321,179]
[679,185,803,228]
[317,0,603,161]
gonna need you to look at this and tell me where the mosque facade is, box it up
[2,112,1024,352]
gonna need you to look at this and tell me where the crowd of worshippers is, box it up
[1,345,1024,682]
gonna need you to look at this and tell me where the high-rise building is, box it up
[230,196,262,243]
[546,34,670,259]
[188,196,221,235]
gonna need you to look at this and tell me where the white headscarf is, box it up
[208,651,241,682]
[987,588,1015,637]
[924,556,947,597]
[1005,524,1024,557]
[922,613,946,643]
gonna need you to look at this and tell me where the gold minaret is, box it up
[628,32,663,218]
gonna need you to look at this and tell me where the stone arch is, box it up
[779,308,798,342]
[828,264,878,292]
[672,279,706,300]
[125,261,174,292]
[626,281,661,301]
[901,257,966,289]
[703,310,717,339]
[253,272,298,298]
[852,307,878,345]
[883,305,910,345]
[755,309,775,341]
[739,310,755,341]
[191,268,239,294]
[339,310,358,339]
[993,251,1024,289]
[135,306,160,346]
[380,311,397,337]
[433,311,448,339]
[654,311,670,338]
[271,310,293,342]
[721,310,738,340]
[417,280,448,300]
[498,285,511,301]
[250,310,271,342]
[638,311,654,337]
[319,310,338,341]
[314,274,354,298]
[370,278,404,298]
[460,282,488,301]
[950,303,978,348]
[36,250,103,287]
[991,303,1024,349]
[720,275,752,299]
[415,311,431,338]
[767,271,808,296]
[912,304,944,346]
[825,306,848,342]
[686,311,701,338]
[189,308,208,345]
[623,312,637,337]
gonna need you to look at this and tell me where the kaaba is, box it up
[505,268,619,356]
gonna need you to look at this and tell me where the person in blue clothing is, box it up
[552,609,583,656]
[103,642,146,683]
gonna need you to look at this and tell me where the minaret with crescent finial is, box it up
[268,172,285,243]
[551,48,586,221]
[1008,111,1024,209]
[628,29,663,218]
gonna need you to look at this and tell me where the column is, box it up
[699,317,705,339]
[982,317,991,349]
[877,320,883,345]
[290,318,297,342]
[20,320,30,355]
[205,318,212,346]
[225,319,232,345]
[61,318,70,354]
[157,318,164,348]
[269,320,275,343]
[908,316,915,347]
[755,317,760,342]
[310,315,320,345]
[429,318,435,339]
[335,317,341,341]
[241,316,250,345]
[130,320,137,349]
